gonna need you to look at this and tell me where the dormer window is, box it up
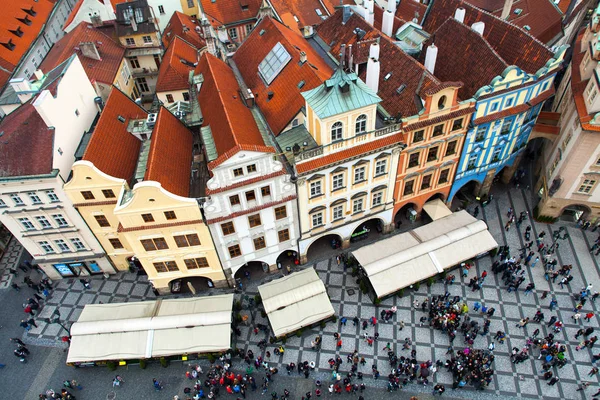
[23,7,36,16]
[355,114,367,135]
[438,95,447,110]
[10,27,23,37]
[331,122,343,141]
[17,15,32,26]
[1,39,15,50]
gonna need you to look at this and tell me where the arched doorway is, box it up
[560,204,591,222]
[169,276,214,294]
[452,180,481,209]
[235,261,270,282]
[305,233,343,263]
[425,192,445,203]
[276,249,298,274]
[350,218,385,243]
[394,203,418,231]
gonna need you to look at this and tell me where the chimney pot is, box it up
[34,69,44,80]
[471,21,485,35]
[454,7,466,23]
[424,43,438,74]
[366,43,380,93]
[501,0,514,20]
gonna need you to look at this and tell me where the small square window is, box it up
[432,124,444,137]
[413,130,424,143]
[125,37,135,46]
[109,238,124,249]
[221,222,235,235]
[142,35,152,44]
[354,166,366,183]
[228,244,242,258]
[248,213,261,227]
[278,229,290,242]
[352,198,364,214]
[310,181,322,197]
[94,215,110,227]
[230,195,240,206]
[403,180,414,196]
[261,186,271,197]
[274,206,287,220]
[421,174,432,190]
[245,190,256,202]
[164,211,176,220]
[451,119,463,131]
[247,164,257,173]
[142,213,154,223]
[102,189,116,198]
[408,153,420,168]
[81,191,95,200]
[312,212,323,227]
[372,191,383,206]
[233,168,244,177]
[28,192,41,204]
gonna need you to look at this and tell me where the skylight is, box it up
[258,42,292,85]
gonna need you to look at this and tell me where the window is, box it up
[36,216,52,229]
[438,95,446,109]
[578,179,597,194]
[55,239,70,252]
[81,191,95,200]
[183,92,190,101]
[174,233,201,247]
[253,236,266,250]
[28,192,41,204]
[52,214,68,227]
[332,174,344,190]
[403,180,414,196]
[158,5,165,14]
[445,141,457,157]
[490,102,499,112]
[94,215,110,227]
[184,257,209,269]
[438,169,449,184]
[39,241,54,254]
[475,127,486,142]
[125,37,135,46]
[142,213,155,223]
[355,114,367,134]
[333,205,344,220]
[99,189,115,199]
[233,168,244,177]
[245,190,256,202]
[274,206,287,220]
[331,121,343,141]
[18,217,35,230]
[153,261,179,273]
[352,198,364,214]
[589,89,598,104]
[421,174,432,190]
[248,214,262,227]
[142,35,152,44]
[500,120,511,135]
[10,194,23,205]
[221,222,235,235]
[354,166,365,183]
[109,238,124,249]
[140,237,168,251]
[187,0,194,6]
[261,186,271,197]
[70,238,85,250]
[408,153,420,168]
[375,159,387,176]
[505,98,513,107]
[46,190,59,202]
[372,191,383,206]
[228,244,242,258]
[230,195,240,206]
[166,94,174,103]
[451,118,463,131]
[311,212,323,227]
[258,42,292,84]
[164,211,176,220]
[310,181,322,197]
[75,109,80,117]
[278,229,290,242]
[247,164,257,173]
[492,147,502,162]
[136,78,149,92]
[467,153,478,169]
[432,124,444,137]
[413,130,424,143]
[228,28,238,39]
[427,147,438,162]
[246,24,253,34]
[129,56,140,68]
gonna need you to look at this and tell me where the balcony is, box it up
[132,67,158,78]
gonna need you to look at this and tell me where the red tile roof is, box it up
[422,0,553,73]
[268,0,331,31]
[162,12,207,50]
[373,2,407,33]
[196,52,273,169]
[395,0,428,23]
[316,10,440,118]
[83,87,147,180]
[199,0,261,26]
[63,0,123,30]
[233,16,333,135]
[38,22,125,85]
[156,36,198,93]
[145,108,193,197]
[0,103,54,177]
[570,29,600,132]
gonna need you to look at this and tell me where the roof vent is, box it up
[117,115,126,123]
[297,80,305,89]
[267,91,274,100]
[514,8,522,14]
[523,25,531,31]
[147,113,157,127]
[384,72,392,81]
[259,29,266,36]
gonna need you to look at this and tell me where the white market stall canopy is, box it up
[258,268,334,338]
[352,210,498,298]
[66,294,234,364]
[422,199,452,220]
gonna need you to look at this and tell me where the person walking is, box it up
[585,312,595,322]
[153,378,162,391]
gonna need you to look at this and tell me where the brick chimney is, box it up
[79,42,102,61]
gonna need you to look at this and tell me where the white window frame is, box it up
[375,159,387,176]
[331,122,343,141]
[10,194,24,205]
[352,198,364,214]
[311,212,323,227]
[310,181,322,197]
[355,114,367,134]
[52,214,68,227]
[54,239,70,252]
[70,238,86,250]
[332,173,344,190]
[18,217,35,230]
[332,205,344,220]
[35,216,52,229]
[228,27,238,39]
[158,5,165,14]
[372,191,383,207]
[125,37,135,46]
[142,35,152,44]
[578,179,597,194]
[39,241,54,254]
[28,192,41,204]
[45,190,59,202]
[354,166,366,183]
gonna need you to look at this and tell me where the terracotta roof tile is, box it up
[199,0,261,26]
[38,22,125,85]
[570,30,600,132]
[83,87,147,180]
[63,0,122,30]
[373,2,407,33]
[144,108,193,197]
[268,0,332,31]
[162,11,207,50]
[395,0,428,23]
[233,16,333,135]
[156,36,198,93]
[0,103,54,177]
[296,132,405,174]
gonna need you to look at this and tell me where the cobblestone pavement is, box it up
[2,183,600,399]
[0,237,26,289]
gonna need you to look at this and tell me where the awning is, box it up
[258,268,334,338]
[422,198,452,220]
[66,294,234,364]
[352,210,498,298]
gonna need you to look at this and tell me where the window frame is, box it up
[421,174,432,190]
[55,239,70,252]
[221,222,235,235]
[164,211,176,220]
[311,212,323,228]
[36,215,52,229]
[278,228,290,242]
[408,152,420,169]
[248,213,262,228]
[403,180,415,196]
[102,189,116,199]
[331,121,343,142]
[274,206,287,220]
[46,190,59,202]
[229,195,241,206]
[228,244,242,258]
[353,166,366,184]
[108,238,124,249]
[253,236,266,250]
[184,257,209,269]
[309,180,322,197]
[247,164,257,173]
[332,173,344,191]
[52,214,68,227]
[245,190,256,202]
[18,217,35,230]
[141,213,155,223]
[413,130,424,143]
[261,186,271,197]
[352,198,364,214]
[233,168,244,177]
[375,159,387,176]
[81,191,95,200]
[451,118,463,131]
[427,147,439,163]
[173,233,201,248]
[432,124,444,137]
[28,192,41,204]
[578,179,597,194]
[70,238,85,250]
[153,261,179,273]
[445,140,457,157]
[39,240,54,254]
[355,114,367,135]
[372,191,383,207]
[332,204,344,220]
[438,169,450,184]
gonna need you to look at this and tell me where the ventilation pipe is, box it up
[471,21,485,35]
[424,43,437,74]
[454,7,465,23]
[366,42,380,93]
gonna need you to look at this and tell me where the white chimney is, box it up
[347,44,354,69]
[365,0,374,13]
[382,11,395,36]
[471,21,485,35]
[34,69,44,80]
[501,0,514,20]
[103,0,115,19]
[454,7,466,23]
[366,43,380,93]
[424,43,438,74]
[387,0,397,13]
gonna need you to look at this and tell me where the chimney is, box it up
[365,0,374,13]
[103,0,115,19]
[364,0,374,25]
[366,42,380,93]
[501,0,513,20]
[34,69,44,80]
[454,7,466,23]
[471,21,485,35]
[91,13,103,27]
[382,10,394,36]
[79,42,102,61]
[387,0,397,13]
[10,78,33,104]
[347,44,353,70]
[130,14,138,32]
[340,44,346,69]
[299,51,307,64]
[424,43,437,74]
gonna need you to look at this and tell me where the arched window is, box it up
[438,95,447,110]
[331,122,343,141]
[355,114,367,134]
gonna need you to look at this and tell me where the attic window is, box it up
[117,115,126,123]
[514,8,522,15]
[297,80,306,89]
[396,84,406,94]
[315,8,323,16]
[258,42,292,84]
[523,25,531,31]
[241,4,248,10]
[10,27,23,37]
[259,29,266,36]
[17,16,32,26]
[23,7,36,17]
[1,39,15,51]
[384,72,392,81]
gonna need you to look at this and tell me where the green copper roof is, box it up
[301,68,381,119]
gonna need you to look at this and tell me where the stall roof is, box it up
[258,268,334,338]
[352,211,498,298]
[67,295,233,364]
[422,199,452,220]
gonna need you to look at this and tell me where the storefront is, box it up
[52,261,103,277]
